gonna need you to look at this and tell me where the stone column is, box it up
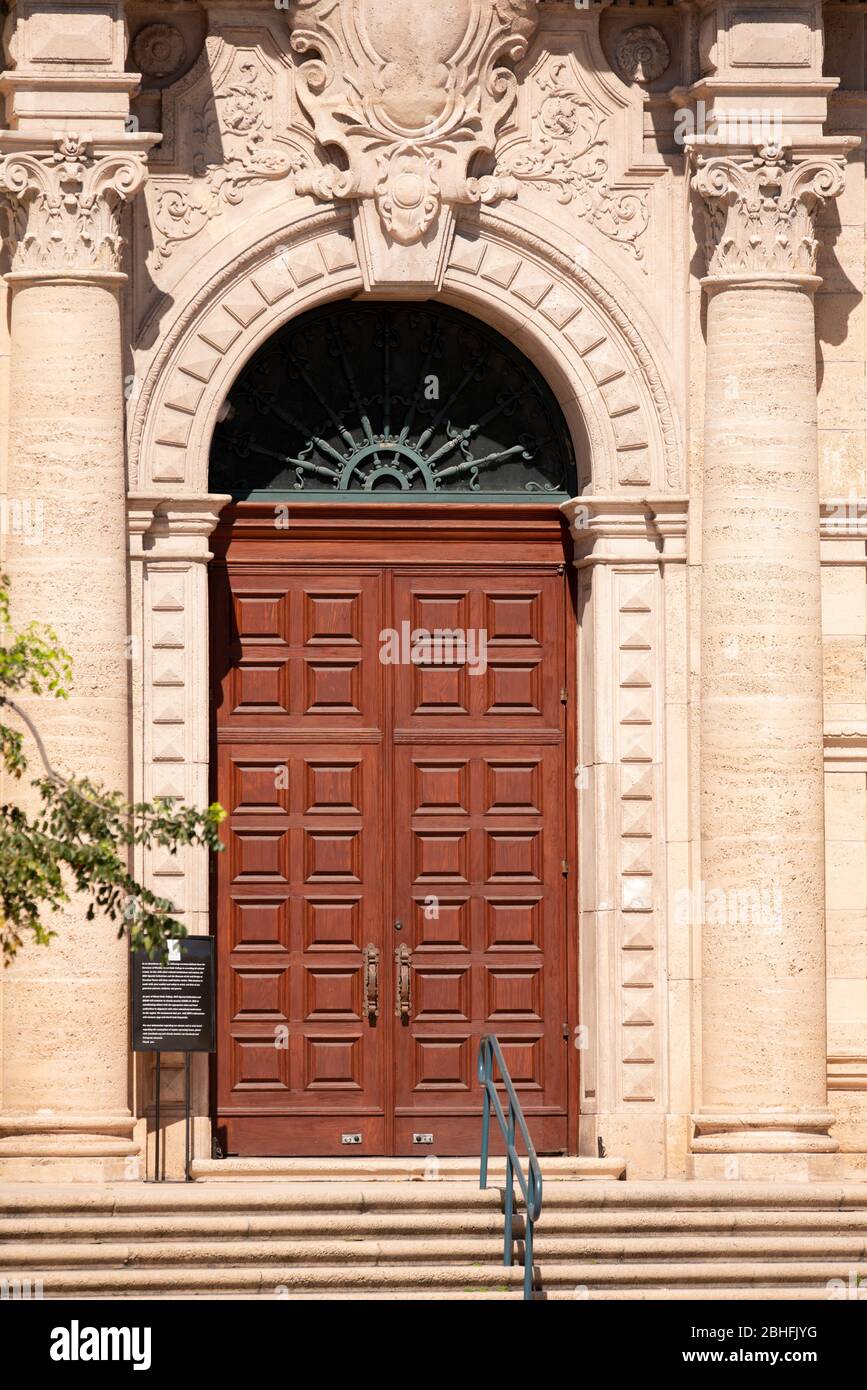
[0,134,151,1179]
[691,146,845,1168]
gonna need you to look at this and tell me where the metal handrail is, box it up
[478,1034,543,1301]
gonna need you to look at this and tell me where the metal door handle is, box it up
[363,944,379,1021]
[395,944,412,1023]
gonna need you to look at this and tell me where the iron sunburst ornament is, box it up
[209,302,576,501]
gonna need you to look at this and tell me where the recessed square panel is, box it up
[414,897,470,951]
[412,664,468,715]
[485,662,542,714]
[304,967,360,1020]
[230,1035,290,1091]
[412,1037,471,1091]
[231,660,291,714]
[413,762,469,814]
[304,897,362,951]
[234,592,286,643]
[305,761,362,813]
[233,830,289,883]
[415,968,470,1021]
[485,592,542,644]
[231,965,290,1021]
[486,831,542,882]
[411,592,470,634]
[413,831,469,882]
[304,1036,364,1090]
[485,899,543,951]
[496,1036,543,1089]
[485,760,541,814]
[231,758,289,814]
[304,591,362,645]
[231,896,290,951]
[304,661,361,714]
[486,968,542,1021]
[305,830,361,882]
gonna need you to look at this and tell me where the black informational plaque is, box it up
[131,938,215,1054]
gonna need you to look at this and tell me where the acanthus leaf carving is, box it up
[0,134,149,274]
[494,55,650,271]
[287,0,539,281]
[691,143,846,278]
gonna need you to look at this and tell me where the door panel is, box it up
[391,572,568,1154]
[213,539,574,1157]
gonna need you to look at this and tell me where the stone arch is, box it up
[128,209,682,495]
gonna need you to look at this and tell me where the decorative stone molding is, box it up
[132,23,187,81]
[128,495,229,1171]
[825,723,867,772]
[691,143,847,280]
[566,495,689,567]
[287,0,539,289]
[494,52,650,270]
[563,497,687,1119]
[128,214,681,494]
[149,34,301,268]
[128,495,230,902]
[615,26,671,84]
[0,132,152,275]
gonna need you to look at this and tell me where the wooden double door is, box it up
[212,507,577,1156]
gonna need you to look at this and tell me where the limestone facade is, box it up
[0,0,865,1183]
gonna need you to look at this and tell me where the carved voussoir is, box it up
[0,134,150,275]
[691,144,846,280]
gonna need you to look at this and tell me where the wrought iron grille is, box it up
[208,301,576,501]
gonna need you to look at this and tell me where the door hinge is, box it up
[557,563,565,576]
[561,859,569,877]
[560,686,568,704]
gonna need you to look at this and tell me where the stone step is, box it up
[189,1156,625,1182]
[63,1287,841,1301]
[0,1211,511,1241]
[3,1237,510,1268]
[0,1264,529,1296]
[0,1181,503,1215]
[5,1260,864,1297]
[5,1233,867,1270]
[6,1234,867,1273]
[5,1204,867,1241]
[6,1178,867,1214]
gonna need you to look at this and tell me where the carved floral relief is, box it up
[148,36,308,268]
[494,54,650,270]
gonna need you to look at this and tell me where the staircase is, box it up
[2,1176,867,1299]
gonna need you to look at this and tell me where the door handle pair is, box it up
[362,943,412,1023]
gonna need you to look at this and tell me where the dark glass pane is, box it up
[209,301,576,500]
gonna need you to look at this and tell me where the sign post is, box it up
[131,938,216,1181]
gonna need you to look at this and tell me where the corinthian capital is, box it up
[0,134,149,276]
[691,144,846,280]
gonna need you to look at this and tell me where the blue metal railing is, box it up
[478,1034,543,1301]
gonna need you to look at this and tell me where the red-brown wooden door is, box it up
[212,512,576,1156]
